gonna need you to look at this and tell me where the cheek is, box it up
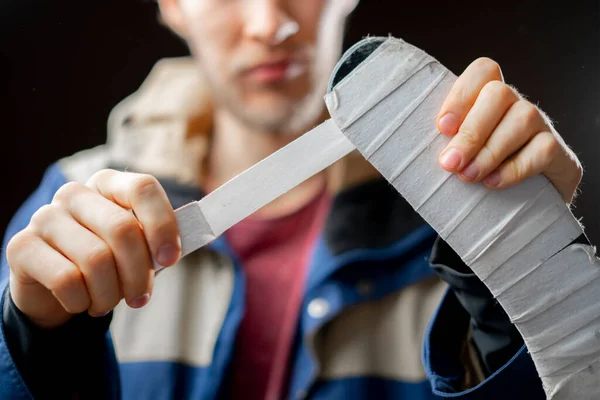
[289,0,328,42]
[179,1,241,63]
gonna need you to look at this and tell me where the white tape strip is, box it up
[326,37,597,398]
[170,119,354,260]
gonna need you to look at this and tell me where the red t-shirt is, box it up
[226,189,331,400]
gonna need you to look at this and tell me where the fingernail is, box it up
[88,310,110,318]
[484,171,502,187]
[461,161,479,180]
[129,293,150,309]
[156,243,180,267]
[439,113,460,135]
[441,149,462,170]
[153,259,165,272]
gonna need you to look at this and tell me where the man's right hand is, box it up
[6,170,182,329]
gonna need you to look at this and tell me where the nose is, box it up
[243,0,299,45]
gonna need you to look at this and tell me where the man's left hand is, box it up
[436,57,582,204]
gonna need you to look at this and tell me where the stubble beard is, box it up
[208,69,328,136]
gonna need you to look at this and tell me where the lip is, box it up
[242,57,306,84]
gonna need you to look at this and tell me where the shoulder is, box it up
[54,57,213,187]
[57,145,112,184]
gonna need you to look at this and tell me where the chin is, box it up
[250,95,296,113]
[242,102,298,132]
[232,83,327,133]
[243,90,299,113]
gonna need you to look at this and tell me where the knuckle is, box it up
[65,299,90,315]
[109,213,141,241]
[475,57,502,78]
[481,144,501,166]
[50,267,83,295]
[84,244,114,271]
[457,126,480,147]
[6,231,37,266]
[53,182,84,204]
[515,101,540,128]
[29,204,57,229]
[87,169,115,186]
[509,160,523,182]
[90,293,120,315]
[132,175,161,199]
[483,80,512,100]
[449,85,468,105]
[541,136,561,160]
[152,217,177,237]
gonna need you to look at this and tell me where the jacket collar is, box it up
[106,57,213,186]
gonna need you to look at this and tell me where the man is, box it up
[0,0,584,399]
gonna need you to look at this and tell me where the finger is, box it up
[440,80,520,173]
[52,182,154,308]
[438,57,504,135]
[483,131,560,192]
[459,99,547,182]
[7,231,90,315]
[542,145,583,205]
[87,170,181,268]
[29,204,120,317]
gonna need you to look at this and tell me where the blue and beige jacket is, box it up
[0,58,544,399]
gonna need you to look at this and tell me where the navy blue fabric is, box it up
[311,377,437,399]
[0,165,67,399]
[119,362,214,400]
[0,289,32,399]
[202,236,246,400]
[430,237,524,375]
[304,223,437,295]
[423,289,545,398]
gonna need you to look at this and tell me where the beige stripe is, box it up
[58,145,111,184]
[314,277,447,382]
[110,250,235,367]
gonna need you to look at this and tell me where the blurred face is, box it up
[160,0,352,134]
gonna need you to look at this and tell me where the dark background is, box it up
[1,1,599,241]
